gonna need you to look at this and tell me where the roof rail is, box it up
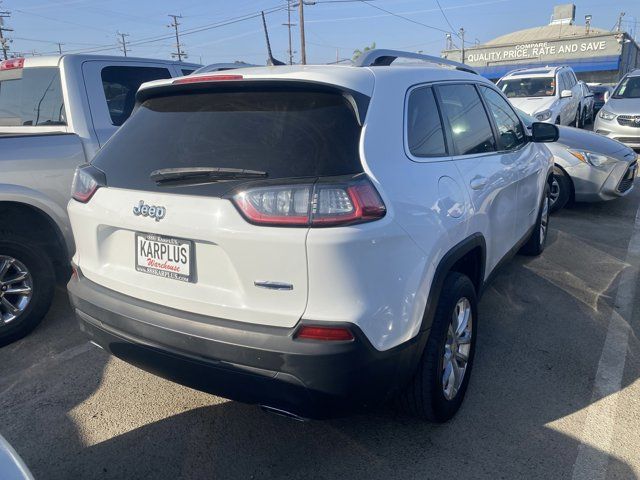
[353,49,478,75]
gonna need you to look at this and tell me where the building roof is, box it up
[485,24,611,46]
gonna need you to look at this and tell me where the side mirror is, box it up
[531,122,559,143]
[560,89,573,98]
[604,90,611,102]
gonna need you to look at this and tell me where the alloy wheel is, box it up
[442,297,473,400]
[549,178,560,207]
[0,256,33,326]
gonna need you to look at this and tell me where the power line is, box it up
[435,0,457,35]
[357,0,450,35]
[41,4,288,56]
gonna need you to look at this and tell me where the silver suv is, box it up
[594,69,640,149]
[497,65,582,127]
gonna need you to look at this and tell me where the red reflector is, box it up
[173,74,244,85]
[0,58,25,70]
[295,326,354,341]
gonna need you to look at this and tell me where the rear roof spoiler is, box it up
[353,49,478,75]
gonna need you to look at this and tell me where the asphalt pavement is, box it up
[1,182,639,480]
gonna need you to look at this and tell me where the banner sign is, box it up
[447,35,622,66]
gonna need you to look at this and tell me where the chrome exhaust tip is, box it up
[259,405,308,422]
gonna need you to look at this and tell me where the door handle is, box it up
[470,176,488,190]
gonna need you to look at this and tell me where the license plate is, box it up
[135,232,194,283]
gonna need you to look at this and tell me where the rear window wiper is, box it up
[150,167,268,186]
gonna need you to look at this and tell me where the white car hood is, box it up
[509,97,557,116]
[604,97,640,115]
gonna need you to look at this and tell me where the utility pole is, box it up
[616,12,626,32]
[283,0,296,65]
[298,0,306,65]
[117,32,130,57]
[459,27,465,64]
[0,8,12,61]
[168,14,186,61]
[57,42,63,54]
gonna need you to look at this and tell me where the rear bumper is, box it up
[68,274,425,419]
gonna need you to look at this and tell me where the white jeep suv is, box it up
[497,65,583,127]
[67,50,556,421]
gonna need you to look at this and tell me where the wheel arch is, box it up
[552,164,575,202]
[419,233,486,332]
[0,201,71,282]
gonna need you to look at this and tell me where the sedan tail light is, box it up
[71,165,105,203]
[232,176,386,227]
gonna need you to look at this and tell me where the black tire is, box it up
[550,166,571,213]
[575,106,581,128]
[0,234,55,347]
[555,117,561,125]
[397,272,477,422]
[520,182,551,256]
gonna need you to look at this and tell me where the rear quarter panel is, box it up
[304,72,477,351]
[0,133,86,255]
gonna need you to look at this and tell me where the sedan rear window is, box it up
[93,87,364,195]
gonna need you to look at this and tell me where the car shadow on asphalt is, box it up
[2,198,640,479]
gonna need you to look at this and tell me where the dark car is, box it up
[589,84,613,113]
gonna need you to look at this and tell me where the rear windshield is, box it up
[0,67,65,127]
[497,77,556,98]
[93,87,364,195]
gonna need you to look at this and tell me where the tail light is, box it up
[295,325,354,341]
[0,58,24,71]
[71,165,105,203]
[231,176,386,227]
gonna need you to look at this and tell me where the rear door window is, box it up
[0,67,65,126]
[406,86,447,157]
[92,86,365,196]
[437,84,496,156]
[101,66,172,126]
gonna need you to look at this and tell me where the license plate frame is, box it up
[135,232,195,283]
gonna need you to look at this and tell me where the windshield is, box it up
[497,77,556,98]
[612,76,640,99]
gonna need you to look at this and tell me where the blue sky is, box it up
[4,0,639,65]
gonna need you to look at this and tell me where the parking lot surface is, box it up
[2,187,640,480]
